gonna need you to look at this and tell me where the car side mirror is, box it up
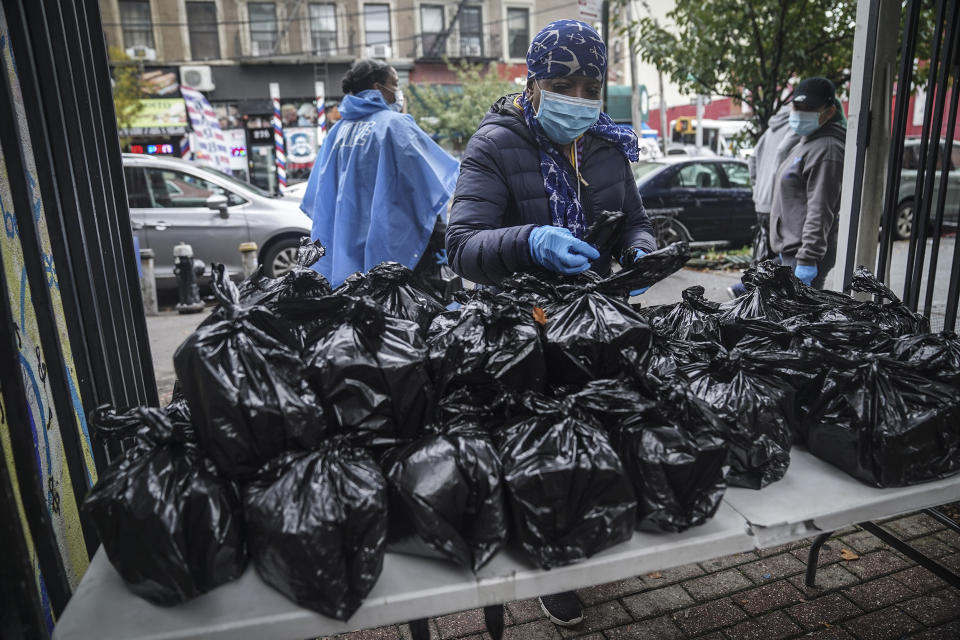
[206,194,229,218]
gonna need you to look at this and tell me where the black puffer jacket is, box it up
[446,94,656,286]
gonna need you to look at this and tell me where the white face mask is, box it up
[389,87,405,112]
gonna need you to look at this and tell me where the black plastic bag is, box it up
[847,266,930,336]
[604,382,730,532]
[653,286,722,343]
[335,261,445,334]
[244,442,387,620]
[893,332,960,388]
[681,349,794,489]
[647,335,724,382]
[805,356,960,487]
[173,265,324,479]
[412,217,464,304]
[237,238,331,308]
[83,405,246,605]
[294,295,435,444]
[427,295,546,396]
[542,287,654,385]
[495,394,636,569]
[382,424,507,571]
[604,241,691,296]
[583,209,627,259]
[783,318,894,356]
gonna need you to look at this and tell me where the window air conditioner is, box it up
[463,44,482,57]
[180,66,215,91]
[125,46,157,61]
[366,44,392,59]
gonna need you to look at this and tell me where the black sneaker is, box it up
[538,591,584,627]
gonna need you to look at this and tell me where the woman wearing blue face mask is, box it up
[300,59,459,287]
[769,76,847,289]
[446,19,656,290]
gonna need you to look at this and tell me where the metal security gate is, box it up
[838,0,960,331]
[0,0,156,637]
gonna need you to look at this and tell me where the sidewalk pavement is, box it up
[143,266,959,640]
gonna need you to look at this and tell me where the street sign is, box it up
[578,0,602,22]
[638,84,649,123]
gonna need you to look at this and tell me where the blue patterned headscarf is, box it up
[522,20,639,238]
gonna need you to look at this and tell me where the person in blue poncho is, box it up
[447,19,656,295]
[300,59,459,287]
[448,20,657,628]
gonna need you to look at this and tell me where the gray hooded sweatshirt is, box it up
[769,121,846,266]
[749,105,800,214]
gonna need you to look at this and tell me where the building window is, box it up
[249,3,278,56]
[187,2,220,60]
[309,4,337,55]
[420,5,444,57]
[459,6,482,57]
[507,7,529,59]
[364,4,391,51]
[118,0,154,49]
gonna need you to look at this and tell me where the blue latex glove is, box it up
[794,264,818,286]
[434,249,448,265]
[628,248,649,296]
[528,226,600,275]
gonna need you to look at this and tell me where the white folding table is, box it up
[52,450,960,640]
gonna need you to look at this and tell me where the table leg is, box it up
[859,521,960,589]
[408,618,430,640]
[925,507,960,534]
[484,604,504,640]
[805,531,834,588]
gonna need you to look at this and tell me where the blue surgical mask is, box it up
[789,110,822,136]
[535,84,602,144]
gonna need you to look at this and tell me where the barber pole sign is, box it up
[315,80,326,146]
[270,82,286,189]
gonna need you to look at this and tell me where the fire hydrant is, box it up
[173,242,205,314]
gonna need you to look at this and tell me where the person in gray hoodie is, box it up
[729,104,802,297]
[769,77,847,289]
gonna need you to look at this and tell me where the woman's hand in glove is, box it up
[528,226,600,275]
[627,248,649,296]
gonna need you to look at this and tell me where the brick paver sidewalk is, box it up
[328,510,960,640]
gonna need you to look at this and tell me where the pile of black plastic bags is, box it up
[83,230,960,620]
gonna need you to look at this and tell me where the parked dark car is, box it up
[894,138,960,240]
[632,157,755,246]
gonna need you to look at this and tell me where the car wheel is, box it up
[262,239,300,277]
[653,216,692,246]
[895,200,914,241]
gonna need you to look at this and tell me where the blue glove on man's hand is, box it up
[528,226,600,275]
[628,248,649,296]
[434,249,449,265]
[794,264,818,286]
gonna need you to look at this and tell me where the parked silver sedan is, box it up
[122,154,311,289]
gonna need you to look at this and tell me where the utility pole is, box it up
[659,70,668,155]
[627,0,642,132]
[695,93,704,154]
[601,0,610,112]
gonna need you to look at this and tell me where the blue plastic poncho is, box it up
[300,89,459,287]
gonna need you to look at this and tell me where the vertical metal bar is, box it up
[923,2,960,321]
[903,0,948,309]
[877,0,922,283]
[75,0,158,406]
[837,0,882,291]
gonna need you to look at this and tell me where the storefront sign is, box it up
[119,98,188,136]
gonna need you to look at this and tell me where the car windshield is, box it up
[632,162,666,183]
[197,166,276,198]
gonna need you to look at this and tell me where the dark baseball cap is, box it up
[792,77,835,110]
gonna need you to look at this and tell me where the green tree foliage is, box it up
[620,0,858,140]
[408,60,518,150]
[108,46,144,146]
